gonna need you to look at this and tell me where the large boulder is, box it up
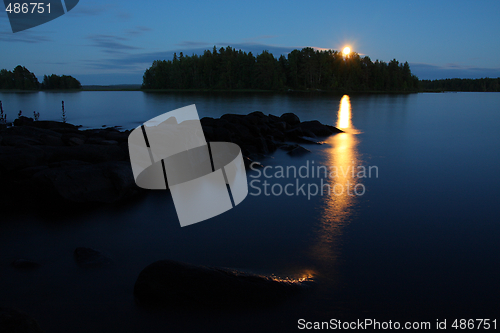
[13,116,34,127]
[134,260,311,308]
[279,113,301,126]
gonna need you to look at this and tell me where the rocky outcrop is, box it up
[0,122,140,211]
[0,112,341,210]
[201,111,342,160]
[134,260,312,308]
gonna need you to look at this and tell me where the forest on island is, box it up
[141,46,420,92]
[0,66,81,90]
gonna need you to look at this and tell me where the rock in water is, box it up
[11,259,40,270]
[134,260,310,308]
[74,247,111,268]
[287,145,311,156]
[299,120,343,136]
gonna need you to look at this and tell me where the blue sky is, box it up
[1,0,499,85]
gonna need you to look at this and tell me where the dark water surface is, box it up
[0,92,499,332]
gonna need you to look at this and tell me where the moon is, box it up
[342,47,351,56]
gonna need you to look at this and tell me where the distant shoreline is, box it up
[2,86,498,93]
[79,86,420,94]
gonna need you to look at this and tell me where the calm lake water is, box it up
[0,91,499,332]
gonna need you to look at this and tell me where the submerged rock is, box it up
[74,247,111,268]
[11,259,40,270]
[287,145,311,156]
[134,260,311,308]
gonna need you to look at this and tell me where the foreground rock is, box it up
[0,307,43,333]
[0,112,341,211]
[134,260,312,308]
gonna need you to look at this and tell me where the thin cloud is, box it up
[254,35,278,40]
[116,12,132,20]
[66,2,131,20]
[444,63,467,69]
[66,3,115,17]
[87,34,140,54]
[35,61,68,66]
[126,26,152,36]
[175,41,211,48]
[81,58,146,72]
[242,35,279,42]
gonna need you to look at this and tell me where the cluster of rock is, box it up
[0,113,341,210]
[201,111,342,159]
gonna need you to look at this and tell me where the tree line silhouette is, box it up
[141,46,420,92]
[419,78,500,92]
[0,66,81,90]
[3,56,498,92]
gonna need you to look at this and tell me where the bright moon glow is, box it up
[342,47,351,56]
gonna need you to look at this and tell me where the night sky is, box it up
[1,0,499,85]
